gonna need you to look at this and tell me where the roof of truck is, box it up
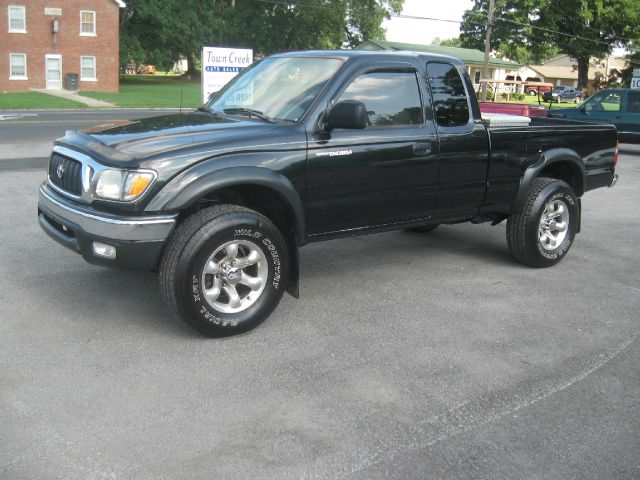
[270,49,466,66]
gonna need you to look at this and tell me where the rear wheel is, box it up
[506,178,578,268]
[159,205,288,336]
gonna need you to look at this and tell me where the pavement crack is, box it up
[331,333,639,479]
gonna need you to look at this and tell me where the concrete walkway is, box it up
[33,88,116,107]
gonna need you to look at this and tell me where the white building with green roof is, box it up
[358,39,522,90]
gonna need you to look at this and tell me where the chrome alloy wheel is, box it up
[201,240,268,314]
[538,199,569,251]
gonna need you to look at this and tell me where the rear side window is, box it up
[426,62,470,127]
[338,71,423,128]
[627,91,640,113]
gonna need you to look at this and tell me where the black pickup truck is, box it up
[38,50,618,336]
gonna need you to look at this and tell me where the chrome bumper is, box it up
[38,183,177,242]
[609,174,618,188]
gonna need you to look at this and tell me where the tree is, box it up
[459,0,640,89]
[120,0,404,72]
[120,0,227,73]
[431,37,463,47]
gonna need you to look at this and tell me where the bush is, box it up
[512,93,525,101]
[476,90,494,101]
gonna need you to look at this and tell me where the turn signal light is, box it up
[129,176,152,197]
[614,142,619,167]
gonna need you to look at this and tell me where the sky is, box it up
[382,0,628,57]
[382,0,474,45]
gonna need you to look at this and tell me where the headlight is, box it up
[93,169,156,201]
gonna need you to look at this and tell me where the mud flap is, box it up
[286,232,300,299]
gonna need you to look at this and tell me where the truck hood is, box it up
[59,111,282,166]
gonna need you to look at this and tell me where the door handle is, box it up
[414,142,431,156]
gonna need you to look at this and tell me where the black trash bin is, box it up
[65,73,79,91]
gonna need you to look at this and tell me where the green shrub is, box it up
[476,90,494,101]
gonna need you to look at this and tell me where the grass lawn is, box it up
[80,75,202,108]
[0,91,87,109]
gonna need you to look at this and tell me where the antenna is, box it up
[179,82,184,114]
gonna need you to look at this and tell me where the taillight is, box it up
[614,142,619,167]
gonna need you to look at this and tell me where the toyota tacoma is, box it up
[38,50,619,336]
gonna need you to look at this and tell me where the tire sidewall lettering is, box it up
[186,221,286,329]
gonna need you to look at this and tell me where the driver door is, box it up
[305,68,440,236]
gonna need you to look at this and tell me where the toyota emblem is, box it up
[56,164,65,179]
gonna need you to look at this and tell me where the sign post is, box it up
[201,46,253,104]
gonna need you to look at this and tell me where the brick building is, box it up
[1,0,124,93]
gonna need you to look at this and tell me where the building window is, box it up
[9,53,27,79]
[80,56,96,81]
[8,5,26,33]
[80,10,96,36]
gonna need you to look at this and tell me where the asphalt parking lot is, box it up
[1,133,639,478]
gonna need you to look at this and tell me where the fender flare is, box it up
[147,166,305,242]
[511,148,586,213]
[147,165,305,299]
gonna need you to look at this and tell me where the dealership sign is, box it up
[201,46,253,104]
[632,69,640,90]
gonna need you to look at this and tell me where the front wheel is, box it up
[159,205,288,336]
[506,178,578,267]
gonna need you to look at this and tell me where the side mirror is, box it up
[326,100,368,130]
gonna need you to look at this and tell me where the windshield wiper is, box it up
[197,106,218,115]
[222,108,274,123]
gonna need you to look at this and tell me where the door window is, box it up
[584,91,622,112]
[426,62,470,127]
[627,91,640,113]
[337,71,423,128]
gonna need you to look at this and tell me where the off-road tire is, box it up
[507,178,578,268]
[159,205,288,337]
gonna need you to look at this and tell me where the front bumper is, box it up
[38,183,177,270]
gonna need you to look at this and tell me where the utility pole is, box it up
[481,0,495,101]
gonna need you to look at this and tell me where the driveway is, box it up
[0,142,638,479]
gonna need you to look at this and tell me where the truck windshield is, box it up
[206,57,344,122]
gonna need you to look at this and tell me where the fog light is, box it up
[92,241,117,259]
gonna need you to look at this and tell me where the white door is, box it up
[45,55,62,89]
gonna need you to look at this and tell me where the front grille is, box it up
[49,153,82,196]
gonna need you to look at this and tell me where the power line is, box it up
[253,0,640,67]
[393,12,629,48]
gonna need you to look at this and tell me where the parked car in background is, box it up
[548,88,640,143]
[525,84,552,96]
[543,86,583,103]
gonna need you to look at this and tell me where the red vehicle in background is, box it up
[479,102,548,117]
[525,84,552,96]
